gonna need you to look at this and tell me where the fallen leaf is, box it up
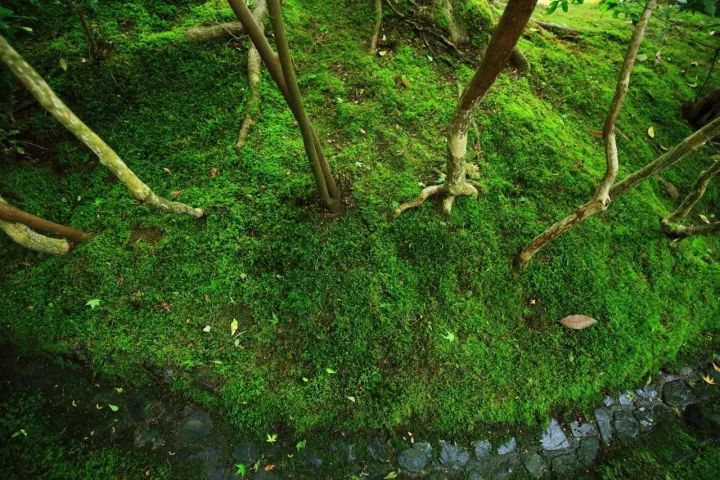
[559,314,597,330]
[59,58,68,71]
[325,367,337,374]
[108,404,120,412]
[713,361,720,374]
[700,372,716,385]
[171,190,182,198]
[202,325,212,333]
[296,440,306,451]
[699,213,711,224]
[115,387,124,393]
[384,472,398,479]
[266,433,278,443]
[441,330,456,342]
[378,50,387,56]
[85,299,101,310]
[346,396,356,402]
[163,167,172,175]
[659,144,669,151]
[209,167,218,178]
[264,464,276,472]
[647,126,655,138]
[230,318,238,336]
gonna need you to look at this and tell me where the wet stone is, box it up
[551,453,581,476]
[540,418,569,451]
[577,437,600,466]
[570,420,597,439]
[253,472,279,480]
[603,396,614,407]
[127,396,148,422]
[344,443,358,464]
[134,427,165,450]
[473,440,492,460]
[180,408,213,443]
[207,465,230,480]
[618,391,634,406]
[637,385,658,402]
[613,409,640,439]
[232,442,260,464]
[368,437,388,462]
[398,442,433,472]
[467,470,485,480]
[594,408,613,444]
[439,441,470,470]
[634,405,654,430]
[662,381,697,407]
[497,437,517,456]
[491,455,519,479]
[522,452,548,479]
[187,447,222,466]
[300,449,323,469]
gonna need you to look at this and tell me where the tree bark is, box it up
[370,0,383,53]
[185,22,245,42]
[662,220,720,238]
[77,7,100,59]
[227,0,341,211]
[0,196,70,255]
[0,203,90,242]
[663,155,720,225]
[0,35,204,218]
[236,0,267,149]
[395,0,538,216]
[516,0,656,267]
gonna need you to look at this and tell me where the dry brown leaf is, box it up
[559,314,597,330]
[209,167,218,178]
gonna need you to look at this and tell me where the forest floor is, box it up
[2,0,720,448]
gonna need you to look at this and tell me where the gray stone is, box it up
[398,442,433,472]
[232,442,260,464]
[134,427,165,449]
[663,381,697,407]
[570,420,596,439]
[179,409,213,443]
[637,385,658,401]
[427,473,450,480]
[368,437,388,462]
[253,472,279,480]
[613,409,640,439]
[577,437,600,466]
[439,441,470,470]
[474,440,492,460]
[594,408,613,444]
[491,456,519,479]
[603,396,614,407]
[680,366,695,376]
[497,437,517,456]
[301,450,323,469]
[540,419,569,451]
[342,443,357,464]
[551,454,581,476]
[618,391,634,406]
[187,447,222,466]
[522,452,548,479]
[467,471,485,480]
[634,406,654,430]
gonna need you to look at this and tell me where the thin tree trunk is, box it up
[516,0,656,267]
[0,203,90,242]
[0,35,204,218]
[77,7,99,59]
[395,0,538,217]
[227,0,341,211]
[0,196,70,255]
[665,155,720,223]
[236,0,267,149]
[662,220,720,238]
[370,0,383,53]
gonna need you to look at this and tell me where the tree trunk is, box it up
[0,196,70,255]
[185,22,245,42]
[77,7,100,59]
[516,0,656,268]
[395,0,538,216]
[665,155,720,223]
[0,35,204,218]
[227,0,341,211]
[370,0,383,53]
[236,0,267,149]
[662,220,720,238]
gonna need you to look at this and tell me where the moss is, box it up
[0,0,719,439]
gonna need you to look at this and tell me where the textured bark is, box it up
[662,220,720,238]
[235,0,267,149]
[185,22,244,42]
[0,196,70,255]
[370,0,383,53]
[0,203,90,242]
[227,0,341,211]
[664,155,720,224]
[516,0,656,268]
[0,35,203,218]
[395,0,537,217]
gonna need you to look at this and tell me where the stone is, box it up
[497,437,517,456]
[570,420,596,439]
[663,381,697,407]
[491,456,519,479]
[522,452,548,479]
[634,405,654,429]
[473,440,492,460]
[300,450,323,469]
[439,441,470,470]
[467,471,485,480]
[232,442,260,464]
[613,409,640,439]
[368,437,388,462]
[134,427,165,450]
[603,396,614,407]
[398,442,433,472]
[187,447,222,466]
[253,472,278,480]
[127,396,148,422]
[594,408,613,444]
[540,419,569,451]
[577,437,600,466]
[551,454,581,476]
[179,409,213,443]
[342,443,357,464]
[618,391,634,406]
[637,385,658,402]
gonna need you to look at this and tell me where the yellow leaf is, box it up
[700,373,716,385]
[230,318,238,336]
[647,126,655,138]
[713,362,720,374]
[384,472,398,480]
[699,214,711,224]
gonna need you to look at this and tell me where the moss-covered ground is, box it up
[1,0,719,441]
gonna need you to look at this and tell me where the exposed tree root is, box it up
[185,22,244,42]
[0,195,71,255]
[236,0,267,150]
[394,181,477,217]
